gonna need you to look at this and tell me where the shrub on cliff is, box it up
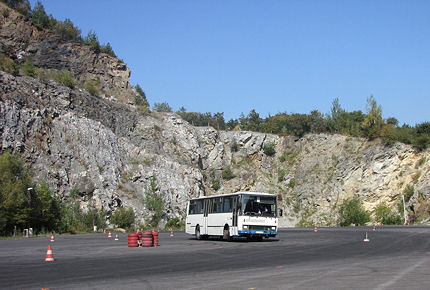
[0,53,18,75]
[53,69,75,88]
[22,60,36,77]
[84,80,99,96]
[211,179,220,191]
[2,7,9,18]
[263,143,276,156]
[230,139,239,152]
[222,167,235,180]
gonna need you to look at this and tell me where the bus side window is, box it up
[216,198,223,213]
[189,201,195,214]
[196,200,203,214]
[209,199,215,213]
[223,197,231,212]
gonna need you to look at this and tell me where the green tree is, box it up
[32,181,61,232]
[386,117,399,127]
[153,102,172,112]
[413,134,430,151]
[328,97,345,133]
[226,119,239,131]
[0,151,63,235]
[0,151,32,235]
[338,196,370,226]
[53,18,81,41]
[416,122,430,135]
[380,124,397,145]
[247,109,262,131]
[101,42,116,57]
[144,176,165,228]
[309,110,327,133]
[31,1,50,29]
[84,30,100,53]
[362,95,383,139]
[134,84,149,109]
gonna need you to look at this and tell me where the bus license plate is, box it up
[256,231,264,234]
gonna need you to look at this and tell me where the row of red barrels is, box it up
[128,232,159,247]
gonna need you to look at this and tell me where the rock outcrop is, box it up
[0,4,134,102]
[1,4,429,227]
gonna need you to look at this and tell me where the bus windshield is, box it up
[242,194,276,217]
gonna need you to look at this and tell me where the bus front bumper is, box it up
[238,230,277,237]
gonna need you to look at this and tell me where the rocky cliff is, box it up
[1,5,429,227]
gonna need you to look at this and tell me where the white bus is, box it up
[185,192,278,241]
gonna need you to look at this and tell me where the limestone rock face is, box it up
[1,6,429,227]
[1,71,430,227]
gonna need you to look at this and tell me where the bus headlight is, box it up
[243,225,248,229]
[271,226,276,230]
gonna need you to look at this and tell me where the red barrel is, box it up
[152,231,159,246]
[141,231,153,247]
[128,233,139,247]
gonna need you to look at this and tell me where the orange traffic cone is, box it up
[114,234,119,241]
[169,227,174,237]
[50,234,54,242]
[108,231,112,238]
[45,244,54,262]
[314,225,318,232]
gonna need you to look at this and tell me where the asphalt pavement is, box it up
[0,226,429,289]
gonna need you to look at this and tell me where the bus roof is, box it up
[189,191,276,200]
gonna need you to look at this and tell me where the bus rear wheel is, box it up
[195,226,201,240]
[223,226,231,241]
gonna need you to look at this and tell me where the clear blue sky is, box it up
[30,0,429,125]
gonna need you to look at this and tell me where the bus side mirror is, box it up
[279,209,283,217]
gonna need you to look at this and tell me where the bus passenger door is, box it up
[203,199,209,235]
[232,197,238,227]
